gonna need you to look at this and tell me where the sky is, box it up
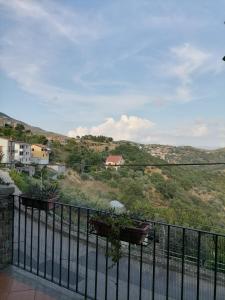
[0,0,225,148]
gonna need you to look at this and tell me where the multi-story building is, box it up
[0,137,15,163]
[31,144,50,165]
[14,141,31,164]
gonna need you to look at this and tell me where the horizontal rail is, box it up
[12,196,225,300]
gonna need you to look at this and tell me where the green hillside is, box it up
[50,138,225,233]
[1,114,225,234]
[145,144,225,163]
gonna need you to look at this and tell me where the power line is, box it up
[1,162,225,168]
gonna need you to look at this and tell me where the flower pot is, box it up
[90,219,150,244]
[21,195,56,210]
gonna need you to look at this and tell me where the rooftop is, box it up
[105,155,123,164]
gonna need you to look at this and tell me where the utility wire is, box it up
[1,162,225,168]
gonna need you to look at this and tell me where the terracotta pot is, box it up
[21,195,56,210]
[90,219,150,244]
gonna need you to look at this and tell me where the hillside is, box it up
[144,144,225,163]
[1,112,225,233]
[0,112,68,141]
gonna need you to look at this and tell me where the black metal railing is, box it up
[12,196,225,300]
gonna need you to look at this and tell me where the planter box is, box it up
[21,195,56,210]
[90,219,150,244]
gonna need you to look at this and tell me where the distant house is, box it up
[14,141,31,164]
[31,144,50,165]
[105,155,124,170]
[0,137,15,163]
[48,164,66,175]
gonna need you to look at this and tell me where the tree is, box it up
[15,123,25,131]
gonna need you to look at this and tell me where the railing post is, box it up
[0,185,15,269]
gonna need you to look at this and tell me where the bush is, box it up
[9,170,30,193]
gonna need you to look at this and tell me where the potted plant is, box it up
[90,211,150,263]
[21,182,59,210]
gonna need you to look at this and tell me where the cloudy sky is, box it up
[0,0,225,148]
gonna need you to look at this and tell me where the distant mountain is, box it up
[1,111,225,162]
[0,112,68,141]
[144,144,225,163]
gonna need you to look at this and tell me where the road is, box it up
[13,207,225,300]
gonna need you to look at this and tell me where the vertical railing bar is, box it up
[196,231,201,300]
[18,196,21,267]
[105,237,109,300]
[85,209,90,298]
[152,223,156,300]
[30,201,34,272]
[24,205,27,269]
[59,204,63,286]
[116,259,119,300]
[94,234,99,300]
[213,235,218,300]
[166,225,170,300]
[51,203,55,282]
[127,242,131,300]
[37,206,41,276]
[67,206,72,289]
[11,196,14,265]
[44,208,48,278]
[139,243,143,300]
[181,228,185,300]
[76,207,80,292]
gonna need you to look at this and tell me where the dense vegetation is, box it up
[47,139,225,233]
[1,124,225,234]
[0,124,48,144]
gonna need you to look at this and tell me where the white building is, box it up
[48,164,66,174]
[14,142,31,164]
[0,137,15,163]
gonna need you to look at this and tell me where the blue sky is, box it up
[0,0,225,148]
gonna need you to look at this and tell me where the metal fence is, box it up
[12,196,225,300]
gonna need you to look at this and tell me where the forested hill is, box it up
[144,144,225,163]
[1,112,225,234]
[0,112,67,140]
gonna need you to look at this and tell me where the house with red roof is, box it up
[105,155,124,170]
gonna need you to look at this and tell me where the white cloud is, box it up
[170,43,210,82]
[0,0,104,43]
[155,43,225,105]
[68,115,155,141]
[68,115,225,148]
[190,123,209,137]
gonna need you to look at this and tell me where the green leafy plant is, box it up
[90,210,136,265]
[25,182,59,200]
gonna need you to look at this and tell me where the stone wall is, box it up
[0,185,14,269]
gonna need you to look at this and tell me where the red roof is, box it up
[105,155,123,164]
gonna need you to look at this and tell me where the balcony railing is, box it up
[12,196,225,300]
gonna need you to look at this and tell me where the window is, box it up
[32,148,34,151]
[20,145,24,149]
[19,151,23,156]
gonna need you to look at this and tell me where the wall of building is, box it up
[0,185,15,269]
[48,164,66,174]
[0,138,15,163]
[31,145,49,165]
[14,143,31,164]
